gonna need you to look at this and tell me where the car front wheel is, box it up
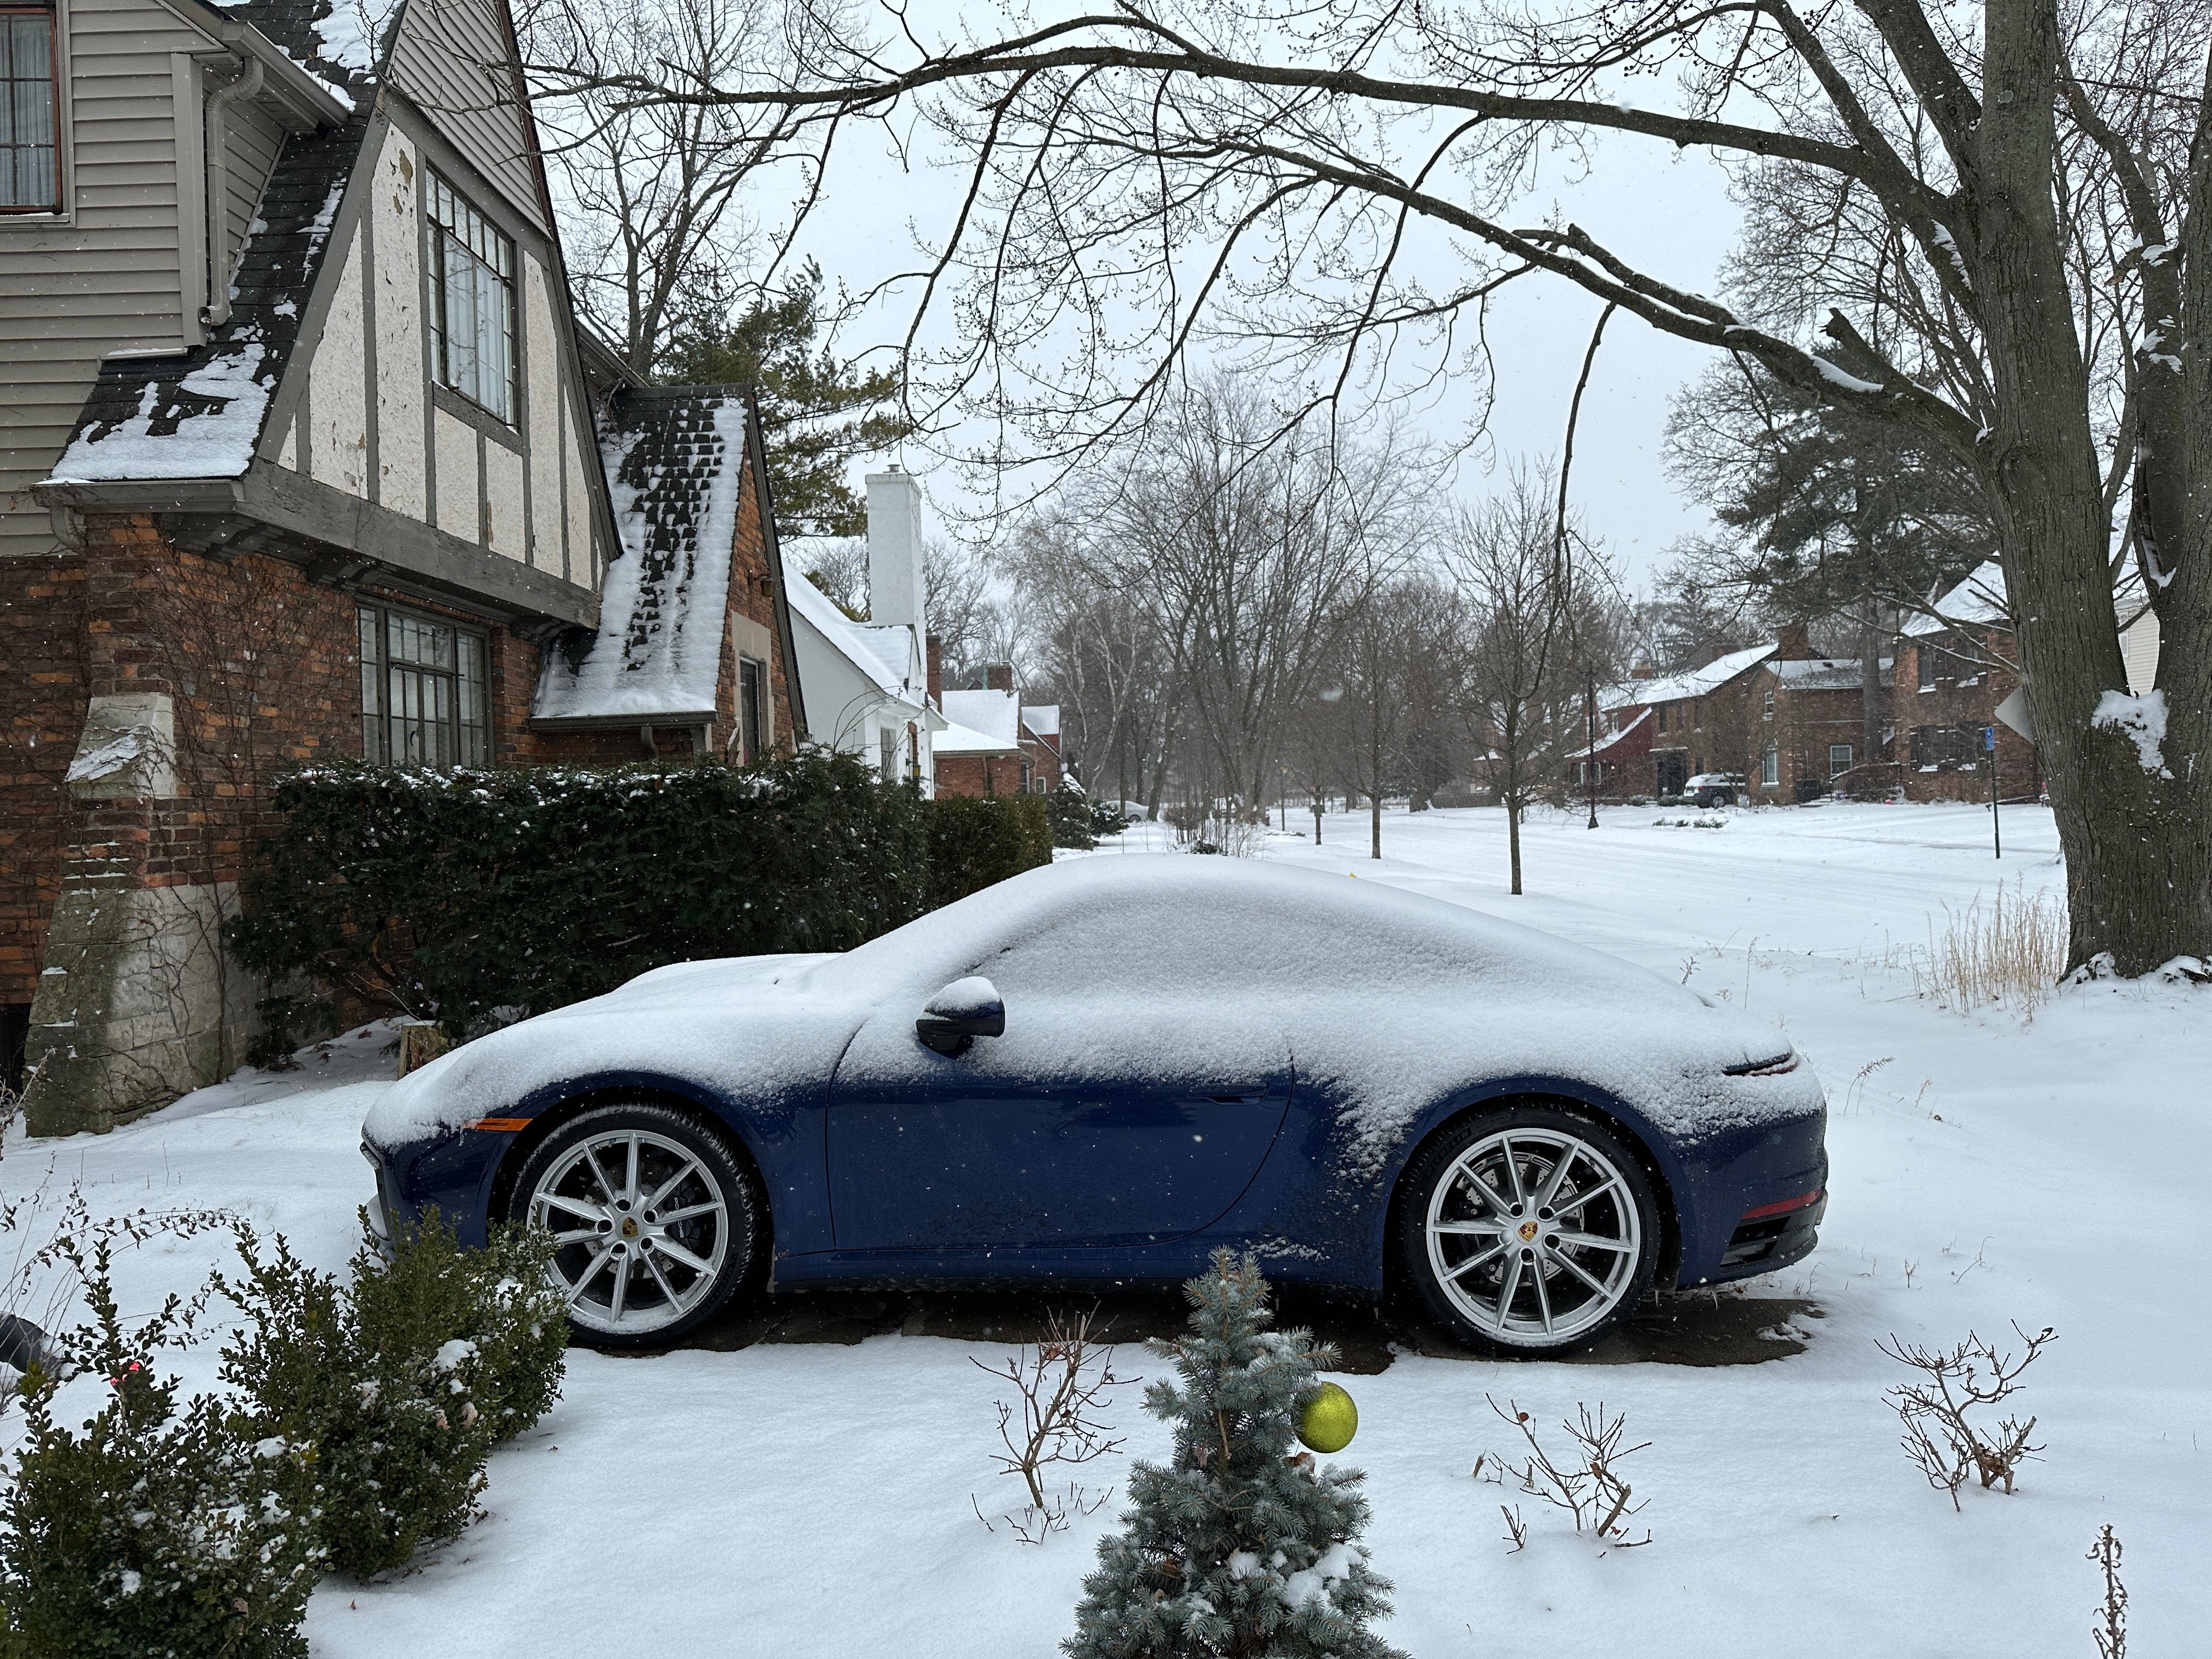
[509,1103,759,1350]
[1396,1104,1660,1357]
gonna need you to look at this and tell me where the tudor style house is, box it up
[1,0,809,1131]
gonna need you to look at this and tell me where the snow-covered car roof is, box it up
[366,858,1817,1173]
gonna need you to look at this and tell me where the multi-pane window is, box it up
[737,657,766,763]
[427,173,516,421]
[1829,743,1854,778]
[1761,748,1779,787]
[359,605,489,769]
[1,6,60,212]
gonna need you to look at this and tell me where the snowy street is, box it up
[6,801,2205,1657]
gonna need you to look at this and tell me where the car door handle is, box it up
[1193,1088,1277,1104]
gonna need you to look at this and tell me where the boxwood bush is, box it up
[229,751,1058,1061]
[926,793,1055,909]
[218,1214,569,1582]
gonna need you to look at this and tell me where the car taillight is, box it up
[1739,1188,1823,1222]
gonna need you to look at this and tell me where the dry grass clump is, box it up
[1904,878,2068,1019]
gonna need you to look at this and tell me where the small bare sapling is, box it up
[1474,1396,1651,1548]
[2088,1525,2126,1659]
[1878,1322,2053,1508]
[973,1308,1132,1541]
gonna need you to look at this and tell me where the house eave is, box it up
[35,469,601,631]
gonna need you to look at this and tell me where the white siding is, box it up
[307,236,369,496]
[433,406,477,540]
[483,440,524,559]
[523,253,561,567]
[369,126,426,519]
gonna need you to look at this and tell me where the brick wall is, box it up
[0,551,86,1009]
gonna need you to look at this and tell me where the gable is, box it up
[383,0,548,232]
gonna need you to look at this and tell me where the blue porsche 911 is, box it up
[362,858,1827,1357]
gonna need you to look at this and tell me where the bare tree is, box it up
[1316,574,1467,859]
[1041,381,1424,813]
[1445,463,1604,895]
[541,0,2212,974]
[518,0,809,373]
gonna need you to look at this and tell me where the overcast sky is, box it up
[770,15,1749,594]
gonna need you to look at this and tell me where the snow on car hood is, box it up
[364,861,1822,1171]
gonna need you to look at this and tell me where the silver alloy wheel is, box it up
[1423,1126,1643,1345]
[526,1128,732,1336]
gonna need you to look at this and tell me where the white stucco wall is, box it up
[523,255,562,567]
[371,126,426,520]
[484,440,526,560]
[433,407,478,541]
[308,237,369,497]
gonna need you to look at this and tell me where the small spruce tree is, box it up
[1065,1250,1405,1659]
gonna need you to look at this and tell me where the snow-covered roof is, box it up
[1564,706,1650,761]
[941,689,1022,746]
[1903,560,2009,637]
[1771,657,1894,691]
[534,389,751,721]
[932,717,1024,757]
[1616,642,1776,709]
[43,127,362,484]
[785,575,917,703]
[1023,704,1060,738]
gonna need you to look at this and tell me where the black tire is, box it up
[1394,1103,1661,1358]
[508,1102,760,1352]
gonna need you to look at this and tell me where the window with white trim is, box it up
[1761,748,1779,787]
[427,173,516,421]
[736,657,767,763]
[1828,743,1854,778]
[0,5,60,212]
[359,605,489,769]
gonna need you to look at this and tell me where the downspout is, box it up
[199,57,262,329]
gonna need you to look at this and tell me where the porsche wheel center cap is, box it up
[1517,1220,1540,1243]
[620,1216,640,1239]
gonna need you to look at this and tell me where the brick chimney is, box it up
[1776,621,1812,661]
[1630,662,1655,680]
[926,633,944,707]
[985,663,1013,692]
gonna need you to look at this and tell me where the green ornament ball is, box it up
[1296,1381,1358,1453]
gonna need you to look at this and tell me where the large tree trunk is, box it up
[1979,0,2212,974]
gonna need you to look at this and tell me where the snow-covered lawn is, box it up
[7,801,2206,1656]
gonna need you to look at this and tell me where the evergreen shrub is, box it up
[1045,786,1099,849]
[0,1239,321,1659]
[923,792,1054,909]
[228,750,932,1058]
[218,1213,568,1581]
[1065,1250,1402,1659]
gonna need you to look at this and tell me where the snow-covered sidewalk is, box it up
[5,802,2205,1656]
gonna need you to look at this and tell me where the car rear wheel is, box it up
[1396,1104,1660,1357]
[509,1103,758,1350]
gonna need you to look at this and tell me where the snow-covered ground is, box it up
[6,801,2206,1656]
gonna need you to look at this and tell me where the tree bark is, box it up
[1978,0,2210,973]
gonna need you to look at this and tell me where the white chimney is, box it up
[865,468,927,631]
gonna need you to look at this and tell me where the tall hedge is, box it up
[925,792,1054,910]
[228,753,1054,1058]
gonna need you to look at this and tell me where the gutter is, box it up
[199,56,262,329]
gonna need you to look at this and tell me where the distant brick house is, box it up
[1876,561,2039,803]
[0,0,806,1128]
[934,668,1065,797]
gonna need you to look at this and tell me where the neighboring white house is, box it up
[786,467,939,786]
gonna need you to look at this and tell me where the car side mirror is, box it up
[916,975,1006,1056]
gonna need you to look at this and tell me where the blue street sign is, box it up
[1983,725,1996,751]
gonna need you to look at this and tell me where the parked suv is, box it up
[1686,772,1747,807]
